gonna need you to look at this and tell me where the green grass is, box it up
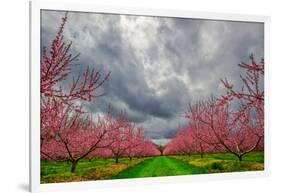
[41,157,147,183]
[111,156,206,179]
[171,151,264,173]
[41,152,264,183]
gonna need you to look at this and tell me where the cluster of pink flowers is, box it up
[41,111,160,171]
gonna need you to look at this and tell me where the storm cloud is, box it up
[41,10,264,145]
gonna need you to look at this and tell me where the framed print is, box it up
[30,1,270,192]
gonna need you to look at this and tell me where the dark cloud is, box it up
[41,10,264,145]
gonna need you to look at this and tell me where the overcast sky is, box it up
[41,10,264,146]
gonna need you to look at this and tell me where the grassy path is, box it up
[41,152,263,183]
[111,156,205,179]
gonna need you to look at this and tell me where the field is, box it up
[41,151,264,183]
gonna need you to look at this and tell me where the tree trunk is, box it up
[115,157,119,164]
[238,155,242,162]
[129,156,132,161]
[71,161,78,173]
[200,143,204,158]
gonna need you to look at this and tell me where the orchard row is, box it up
[40,13,160,173]
[165,54,264,161]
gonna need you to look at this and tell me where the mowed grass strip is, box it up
[111,156,206,179]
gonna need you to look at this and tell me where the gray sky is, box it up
[41,10,264,146]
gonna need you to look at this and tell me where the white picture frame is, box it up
[30,1,270,192]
